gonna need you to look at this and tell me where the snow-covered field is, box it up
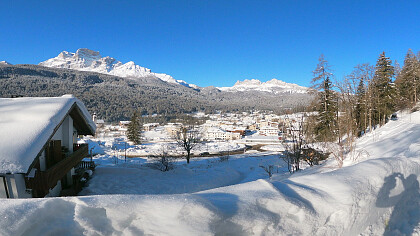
[1,110,420,235]
[81,132,246,157]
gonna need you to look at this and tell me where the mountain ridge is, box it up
[39,48,199,89]
[218,78,309,94]
[39,48,309,94]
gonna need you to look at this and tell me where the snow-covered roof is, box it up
[243,135,280,141]
[260,126,279,130]
[206,127,226,133]
[0,95,96,173]
[95,119,105,124]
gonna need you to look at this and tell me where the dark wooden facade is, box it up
[26,144,89,197]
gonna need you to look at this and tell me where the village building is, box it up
[164,123,183,136]
[204,127,241,141]
[119,120,131,128]
[143,123,159,131]
[259,126,280,136]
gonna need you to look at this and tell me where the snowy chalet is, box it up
[0,95,96,198]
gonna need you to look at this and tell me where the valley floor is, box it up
[1,110,420,235]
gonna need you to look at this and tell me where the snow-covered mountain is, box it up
[0,61,12,65]
[39,48,198,88]
[218,79,309,94]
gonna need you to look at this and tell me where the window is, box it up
[0,176,9,198]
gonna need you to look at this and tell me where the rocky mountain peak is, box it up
[39,48,198,89]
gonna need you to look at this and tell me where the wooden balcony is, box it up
[26,144,89,197]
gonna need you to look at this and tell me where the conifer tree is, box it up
[395,49,420,108]
[371,52,395,126]
[127,111,141,145]
[311,55,338,142]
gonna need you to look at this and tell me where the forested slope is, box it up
[0,64,312,121]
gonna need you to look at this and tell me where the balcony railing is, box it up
[26,144,89,197]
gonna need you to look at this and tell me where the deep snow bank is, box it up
[1,154,418,235]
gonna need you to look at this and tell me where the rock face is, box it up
[39,48,197,88]
[218,79,309,94]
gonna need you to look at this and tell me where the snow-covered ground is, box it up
[1,110,420,235]
[79,153,284,196]
[80,132,246,157]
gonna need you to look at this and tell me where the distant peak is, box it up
[58,51,73,58]
[218,78,308,94]
[0,61,12,65]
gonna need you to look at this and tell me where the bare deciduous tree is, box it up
[150,145,174,172]
[175,126,201,164]
[282,115,307,173]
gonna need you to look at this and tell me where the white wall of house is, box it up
[51,116,74,151]
[62,116,74,152]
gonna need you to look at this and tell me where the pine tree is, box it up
[371,52,395,126]
[395,49,419,108]
[127,111,141,145]
[311,55,338,142]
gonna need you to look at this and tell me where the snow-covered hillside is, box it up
[1,110,420,235]
[218,79,309,94]
[39,48,198,88]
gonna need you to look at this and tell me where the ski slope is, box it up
[1,111,420,235]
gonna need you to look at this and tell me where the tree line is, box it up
[282,49,419,171]
[308,49,420,144]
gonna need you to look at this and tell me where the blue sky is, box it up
[0,0,419,87]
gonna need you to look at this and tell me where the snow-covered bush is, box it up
[259,165,274,178]
[148,155,175,172]
[147,146,175,172]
